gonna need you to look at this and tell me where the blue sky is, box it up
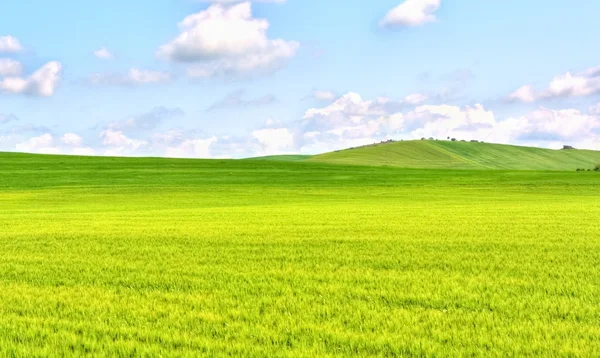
[1,0,599,157]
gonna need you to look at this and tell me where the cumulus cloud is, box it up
[0,36,23,53]
[6,124,220,158]
[0,61,62,97]
[380,0,441,28]
[296,93,409,152]
[60,133,84,146]
[508,64,600,102]
[509,108,599,143]
[88,68,171,86]
[252,127,294,155]
[15,133,56,154]
[13,133,94,155]
[102,128,218,158]
[163,136,217,158]
[206,89,277,111]
[304,92,384,119]
[0,58,23,76]
[96,109,221,157]
[545,71,600,98]
[290,92,600,153]
[409,105,599,149]
[94,47,113,60]
[407,104,499,141]
[100,129,148,156]
[7,90,600,158]
[157,2,299,78]
[403,93,429,105]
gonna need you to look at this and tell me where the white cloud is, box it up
[303,92,426,120]
[408,104,499,140]
[304,92,384,119]
[89,68,171,86]
[251,127,294,155]
[60,133,84,146]
[0,58,23,76]
[100,129,148,155]
[13,132,94,155]
[8,128,218,158]
[590,103,600,115]
[0,62,62,97]
[151,129,187,146]
[406,105,600,148]
[127,69,171,84]
[7,90,600,158]
[380,0,441,28]
[150,129,221,158]
[94,47,113,60]
[0,36,23,53]
[403,93,429,105]
[507,108,599,143]
[295,91,600,153]
[297,92,409,153]
[157,2,299,78]
[15,133,56,154]
[508,64,600,102]
[545,72,600,98]
[163,137,217,158]
[507,85,536,103]
[309,90,337,101]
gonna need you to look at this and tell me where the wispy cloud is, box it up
[206,89,277,111]
[88,68,171,86]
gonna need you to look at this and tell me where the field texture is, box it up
[309,140,600,170]
[1,152,600,356]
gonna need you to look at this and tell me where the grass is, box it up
[1,152,600,356]
[308,140,600,171]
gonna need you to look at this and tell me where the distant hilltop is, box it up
[306,139,600,171]
[331,138,584,154]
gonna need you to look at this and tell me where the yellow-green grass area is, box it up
[308,140,600,171]
[1,152,600,356]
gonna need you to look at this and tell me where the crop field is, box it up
[1,151,600,356]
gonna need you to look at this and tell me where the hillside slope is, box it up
[308,140,600,171]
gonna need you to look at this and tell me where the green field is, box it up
[1,147,600,356]
[309,140,600,170]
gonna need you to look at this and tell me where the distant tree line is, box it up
[576,164,600,172]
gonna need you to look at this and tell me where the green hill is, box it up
[243,154,312,162]
[308,140,600,171]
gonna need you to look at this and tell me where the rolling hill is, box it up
[307,140,600,171]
